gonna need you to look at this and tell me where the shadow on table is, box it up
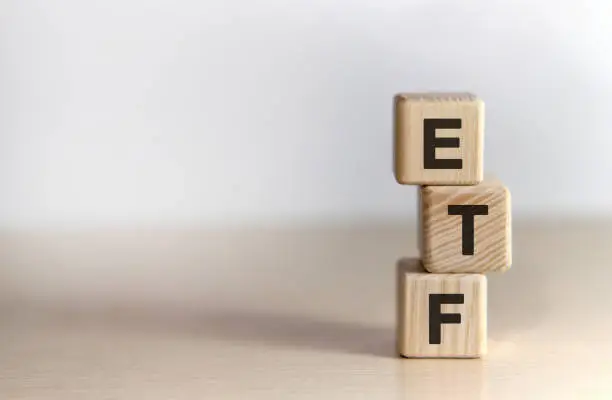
[187,309,396,358]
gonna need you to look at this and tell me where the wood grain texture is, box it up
[393,92,484,185]
[396,257,487,358]
[421,177,512,273]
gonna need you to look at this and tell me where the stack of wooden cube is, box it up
[394,93,512,358]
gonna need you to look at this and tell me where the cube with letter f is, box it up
[396,258,487,358]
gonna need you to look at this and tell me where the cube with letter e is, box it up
[394,93,484,185]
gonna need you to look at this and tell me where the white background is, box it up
[1,0,611,229]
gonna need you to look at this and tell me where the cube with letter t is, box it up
[396,258,487,358]
[420,177,512,273]
[393,93,484,185]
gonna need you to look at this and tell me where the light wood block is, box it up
[420,177,512,273]
[393,92,484,185]
[396,257,487,358]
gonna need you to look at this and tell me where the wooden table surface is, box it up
[0,220,610,399]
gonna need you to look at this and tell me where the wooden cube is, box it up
[420,177,512,273]
[396,257,487,358]
[393,93,484,185]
